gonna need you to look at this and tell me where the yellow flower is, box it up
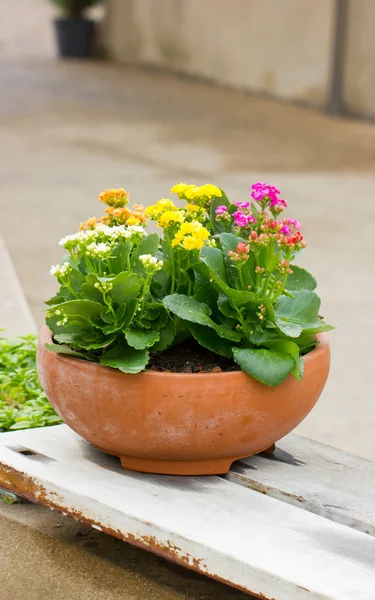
[126,216,141,226]
[145,198,178,220]
[99,188,129,208]
[185,203,203,214]
[172,221,210,251]
[182,236,205,251]
[170,182,189,196]
[197,184,222,200]
[171,182,222,207]
[158,210,185,229]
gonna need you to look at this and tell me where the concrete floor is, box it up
[1,57,375,460]
[1,7,375,600]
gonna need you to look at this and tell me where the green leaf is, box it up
[53,299,103,319]
[275,290,322,338]
[210,192,230,233]
[131,233,160,274]
[151,317,176,352]
[188,323,233,358]
[163,294,241,342]
[200,246,229,284]
[232,347,294,386]
[82,273,104,303]
[54,330,115,350]
[124,329,160,350]
[110,272,141,304]
[100,344,149,374]
[110,242,132,274]
[218,232,246,255]
[44,343,89,360]
[265,340,303,381]
[151,258,171,297]
[140,302,169,330]
[249,328,285,345]
[286,266,317,291]
[193,271,219,315]
[217,294,238,318]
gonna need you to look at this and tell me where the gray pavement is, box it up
[1,57,375,460]
[1,6,375,600]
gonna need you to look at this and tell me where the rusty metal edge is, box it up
[0,461,276,600]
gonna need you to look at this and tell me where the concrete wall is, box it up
[105,0,335,107]
[105,0,375,119]
[344,0,375,118]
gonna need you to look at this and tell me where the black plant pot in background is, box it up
[54,18,95,58]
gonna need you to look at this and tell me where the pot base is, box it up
[100,444,277,476]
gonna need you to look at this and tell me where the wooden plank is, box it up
[227,435,375,537]
[0,235,36,337]
[1,425,375,600]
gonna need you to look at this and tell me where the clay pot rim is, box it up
[40,326,329,381]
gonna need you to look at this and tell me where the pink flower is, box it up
[236,242,249,255]
[251,182,280,203]
[234,201,251,209]
[280,225,291,235]
[233,211,256,227]
[215,205,228,215]
[270,198,288,209]
[287,218,301,230]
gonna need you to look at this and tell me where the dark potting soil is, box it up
[148,339,241,373]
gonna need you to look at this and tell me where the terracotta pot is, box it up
[37,326,330,475]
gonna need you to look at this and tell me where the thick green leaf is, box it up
[210,192,230,234]
[200,246,229,284]
[188,323,233,358]
[163,294,241,342]
[124,329,160,350]
[100,344,149,374]
[265,340,303,382]
[275,290,322,338]
[131,233,160,274]
[151,317,176,352]
[54,330,115,350]
[110,242,132,274]
[232,347,294,386]
[140,302,169,330]
[110,272,141,304]
[44,343,89,360]
[218,232,246,255]
[286,266,317,291]
[52,299,103,319]
[193,271,219,315]
[82,273,104,303]
[249,328,285,345]
[217,294,238,318]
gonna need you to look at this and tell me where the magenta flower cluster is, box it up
[251,182,287,210]
[233,211,256,227]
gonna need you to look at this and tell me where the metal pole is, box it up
[326,0,349,116]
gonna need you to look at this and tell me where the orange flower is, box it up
[79,216,98,231]
[103,206,131,225]
[99,188,129,208]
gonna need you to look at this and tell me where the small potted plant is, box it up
[51,0,102,58]
[37,183,333,475]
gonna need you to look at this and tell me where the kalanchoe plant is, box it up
[46,183,333,386]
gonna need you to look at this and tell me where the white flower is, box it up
[86,242,112,259]
[94,280,113,293]
[50,263,72,278]
[139,254,163,272]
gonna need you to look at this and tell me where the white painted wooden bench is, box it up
[1,425,375,599]
[2,234,375,598]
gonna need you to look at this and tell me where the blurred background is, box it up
[1,0,375,458]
